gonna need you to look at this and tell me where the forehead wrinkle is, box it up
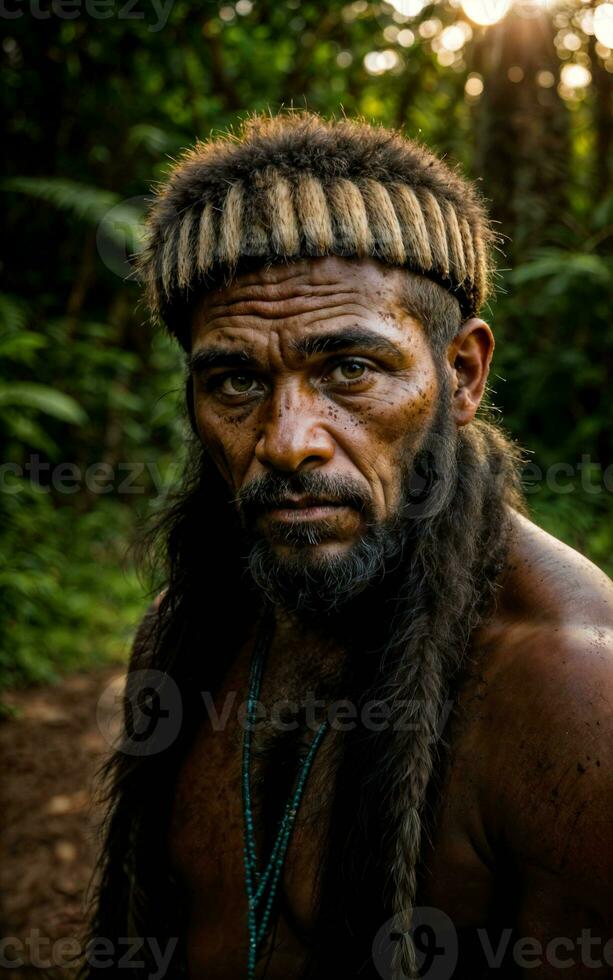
[192,302,426,367]
[194,260,405,322]
[200,255,399,303]
[191,262,429,365]
[203,273,334,309]
[191,322,284,371]
[196,306,398,348]
[199,291,379,326]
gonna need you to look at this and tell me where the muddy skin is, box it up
[167,257,613,979]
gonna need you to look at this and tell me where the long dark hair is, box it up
[306,417,524,978]
[83,442,259,975]
[83,403,524,977]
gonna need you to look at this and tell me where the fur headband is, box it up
[138,113,496,348]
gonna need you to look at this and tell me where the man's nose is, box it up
[254,388,335,473]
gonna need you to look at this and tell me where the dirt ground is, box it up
[0,668,126,978]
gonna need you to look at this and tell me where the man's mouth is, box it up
[264,496,348,523]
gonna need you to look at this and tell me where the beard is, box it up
[236,397,457,615]
[245,500,406,615]
[94,383,522,980]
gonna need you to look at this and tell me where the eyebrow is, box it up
[189,328,404,374]
[291,328,403,360]
[189,348,256,373]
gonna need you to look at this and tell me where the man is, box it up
[87,114,613,979]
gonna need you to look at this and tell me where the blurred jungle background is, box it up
[0,0,611,970]
[2,0,612,693]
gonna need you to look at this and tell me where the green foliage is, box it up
[0,485,146,690]
[493,195,613,577]
[494,198,612,464]
[1,177,146,252]
[1,0,611,690]
[531,490,612,578]
[0,294,29,332]
[2,177,121,224]
[0,383,87,424]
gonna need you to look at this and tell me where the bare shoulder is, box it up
[458,511,613,897]
[500,509,613,628]
[470,510,613,692]
[473,509,613,708]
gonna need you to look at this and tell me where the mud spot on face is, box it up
[224,407,253,426]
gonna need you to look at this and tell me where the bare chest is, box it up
[169,638,345,977]
[168,648,496,979]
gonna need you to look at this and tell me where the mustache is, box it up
[236,472,372,526]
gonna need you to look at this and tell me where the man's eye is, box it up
[327,360,370,383]
[219,374,259,395]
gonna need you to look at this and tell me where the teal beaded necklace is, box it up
[242,613,330,978]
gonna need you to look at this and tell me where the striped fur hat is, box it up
[139,112,496,349]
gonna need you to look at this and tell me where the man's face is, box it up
[190,256,443,569]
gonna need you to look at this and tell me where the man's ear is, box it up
[447,318,494,427]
